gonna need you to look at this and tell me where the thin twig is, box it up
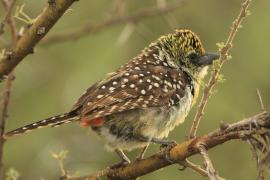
[179,159,208,177]
[247,138,260,167]
[63,111,270,180]
[0,0,17,178]
[197,144,223,180]
[0,72,15,175]
[258,151,270,180]
[248,134,270,180]
[51,151,70,179]
[0,0,15,36]
[256,89,265,111]
[41,0,186,45]
[189,0,252,139]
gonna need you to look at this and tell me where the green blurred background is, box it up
[1,0,270,179]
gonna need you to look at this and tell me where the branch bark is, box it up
[0,0,79,79]
[65,111,270,180]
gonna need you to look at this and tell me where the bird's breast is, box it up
[137,86,193,139]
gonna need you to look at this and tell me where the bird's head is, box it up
[152,29,219,79]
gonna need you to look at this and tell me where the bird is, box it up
[3,29,219,165]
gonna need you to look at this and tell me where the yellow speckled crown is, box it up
[175,29,205,55]
[155,29,205,58]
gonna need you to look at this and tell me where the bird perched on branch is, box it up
[4,29,219,165]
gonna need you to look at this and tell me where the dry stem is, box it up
[0,0,17,178]
[256,89,265,111]
[198,144,223,180]
[189,0,252,139]
[179,159,208,177]
[41,0,186,45]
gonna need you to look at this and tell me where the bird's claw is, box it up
[178,165,187,171]
[160,140,177,150]
[160,140,177,163]
[110,159,130,169]
[178,160,188,171]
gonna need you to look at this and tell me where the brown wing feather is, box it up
[80,70,189,120]
[71,71,127,111]
[72,50,192,121]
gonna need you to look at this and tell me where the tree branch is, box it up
[0,0,79,79]
[41,0,186,45]
[0,0,17,178]
[0,0,16,36]
[189,0,252,138]
[63,111,270,179]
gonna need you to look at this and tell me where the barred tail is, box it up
[3,111,80,139]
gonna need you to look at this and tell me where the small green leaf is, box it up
[14,4,36,25]
[6,168,20,180]
[217,74,226,83]
[58,150,69,160]
[216,42,225,51]
[212,59,222,70]
[246,10,251,16]
[51,150,69,161]
[226,55,232,60]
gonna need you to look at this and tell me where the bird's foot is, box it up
[134,136,177,162]
[110,159,131,169]
[178,159,189,171]
[159,140,177,163]
[159,140,177,149]
[111,149,131,169]
[136,144,149,161]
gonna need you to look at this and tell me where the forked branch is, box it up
[0,0,78,79]
[63,111,270,180]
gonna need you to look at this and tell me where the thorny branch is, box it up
[41,0,186,45]
[0,0,17,179]
[0,0,79,79]
[198,145,222,180]
[60,111,270,180]
[189,0,252,139]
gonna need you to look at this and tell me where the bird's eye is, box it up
[187,52,200,65]
[187,52,199,60]
[187,53,199,65]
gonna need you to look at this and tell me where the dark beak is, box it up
[198,52,220,66]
